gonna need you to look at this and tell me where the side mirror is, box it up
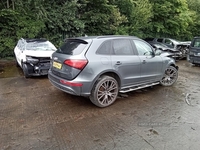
[155,49,162,55]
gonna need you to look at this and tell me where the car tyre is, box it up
[22,63,30,78]
[90,75,119,107]
[160,66,178,86]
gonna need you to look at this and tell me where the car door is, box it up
[111,39,141,87]
[132,39,163,83]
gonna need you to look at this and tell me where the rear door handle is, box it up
[142,60,146,64]
[116,61,122,65]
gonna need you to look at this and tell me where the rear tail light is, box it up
[64,59,88,70]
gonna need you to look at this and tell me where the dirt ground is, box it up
[0,60,200,150]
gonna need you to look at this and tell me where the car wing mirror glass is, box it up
[155,49,162,55]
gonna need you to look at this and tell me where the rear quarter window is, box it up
[57,39,89,55]
[96,40,112,55]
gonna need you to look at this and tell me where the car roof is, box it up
[66,35,139,41]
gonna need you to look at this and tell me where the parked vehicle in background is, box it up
[48,35,179,107]
[147,41,182,61]
[14,38,57,78]
[187,37,200,65]
[144,37,190,59]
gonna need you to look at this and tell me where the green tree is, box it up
[112,0,153,38]
[147,0,193,40]
[1,0,200,58]
[187,0,200,38]
[0,8,44,58]
[0,0,47,58]
[37,0,85,46]
[79,0,126,35]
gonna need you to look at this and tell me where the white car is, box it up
[14,38,57,77]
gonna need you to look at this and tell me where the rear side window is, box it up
[164,39,172,44]
[113,39,134,55]
[57,39,88,55]
[192,38,200,48]
[157,38,163,42]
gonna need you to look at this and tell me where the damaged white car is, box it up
[144,37,191,59]
[14,38,57,78]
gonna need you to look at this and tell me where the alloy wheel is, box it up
[160,66,178,86]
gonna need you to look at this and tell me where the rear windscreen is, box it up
[57,39,89,55]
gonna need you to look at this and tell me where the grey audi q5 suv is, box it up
[48,35,178,107]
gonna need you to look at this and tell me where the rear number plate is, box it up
[53,61,62,69]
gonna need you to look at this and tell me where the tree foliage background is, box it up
[0,0,199,58]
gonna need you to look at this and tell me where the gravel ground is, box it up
[0,60,200,150]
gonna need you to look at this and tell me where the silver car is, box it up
[48,35,178,107]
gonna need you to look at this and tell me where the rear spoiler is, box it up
[64,38,88,44]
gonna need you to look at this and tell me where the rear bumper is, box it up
[48,70,82,96]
